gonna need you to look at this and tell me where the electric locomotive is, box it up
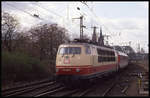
[55,39,129,83]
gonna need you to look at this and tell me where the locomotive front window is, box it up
[59,47,81,54]
[59,47,68,54]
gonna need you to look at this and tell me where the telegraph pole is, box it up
[72,15,86,39]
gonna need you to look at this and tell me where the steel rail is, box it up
[35,86,66,97]
[102,81,116,96]
[3,81,56,96]
[24,83,63,96]
[61,89,79,96]
[2,79,52,92]
[101,71,126,96]
[78,88,93,96]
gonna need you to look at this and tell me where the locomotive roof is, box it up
[61,38,114,49]
[61,42,93,46]
[60,42,114,51]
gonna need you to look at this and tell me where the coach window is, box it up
[108,57,110,62]
[98,56,101,62]
[103,50,106,56]
[85,46,91,54]
[112,51,115,56]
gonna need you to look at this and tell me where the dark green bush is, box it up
[2,51,52,82]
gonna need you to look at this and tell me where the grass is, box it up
[1,51,55,86]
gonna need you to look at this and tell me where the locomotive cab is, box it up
[56,43,93,80]
[56,44,92,67]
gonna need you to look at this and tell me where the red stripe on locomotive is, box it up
[56,64,117,75]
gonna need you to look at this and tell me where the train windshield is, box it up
[59,47,81,54]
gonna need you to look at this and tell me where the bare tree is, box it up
[12,32,31,53]
[2,12,19,52]
[28,23,69,62]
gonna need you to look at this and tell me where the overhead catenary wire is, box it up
[31,2,63,18]
[31,2,68,28]
[75,3,106,36]
[5,2,44,21]
[81,2,125,46]
[4,2,92,39]
[81,2,111,32]
[81,2,121,37]
[30,2,92,36]
[32,2,92,36]
[29,3,54,20]
[5,2,74,35]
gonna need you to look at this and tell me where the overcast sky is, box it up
[2,1,149,53]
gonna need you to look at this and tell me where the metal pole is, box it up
[80,16,82,39]
[80,16,83,39]
[72,15,85,40]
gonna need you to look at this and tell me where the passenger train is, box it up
[55,39,129,83]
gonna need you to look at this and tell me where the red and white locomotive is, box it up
[55,39,128,82]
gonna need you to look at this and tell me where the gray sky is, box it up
[2,1,149,53]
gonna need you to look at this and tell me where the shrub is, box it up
[2,51,52,83]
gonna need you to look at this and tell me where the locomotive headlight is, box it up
[76,68,80,72]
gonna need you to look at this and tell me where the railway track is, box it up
[77,87,95,96]
[2,79,80,97]
[52,73,122,97]
[2,79,51,92]
[34,83,87,96]
[46,86,92,97]
[100,65,149,96]
[56,73,123,97]
[82,74,121,96]
[1,71,129,97]
[2,79,56,96]
[34,86,66,97]
[100,69,130,96]
[3,64,147,97]
[33,81,95,97]
[102,79,117,96]
[77,70,129,96]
